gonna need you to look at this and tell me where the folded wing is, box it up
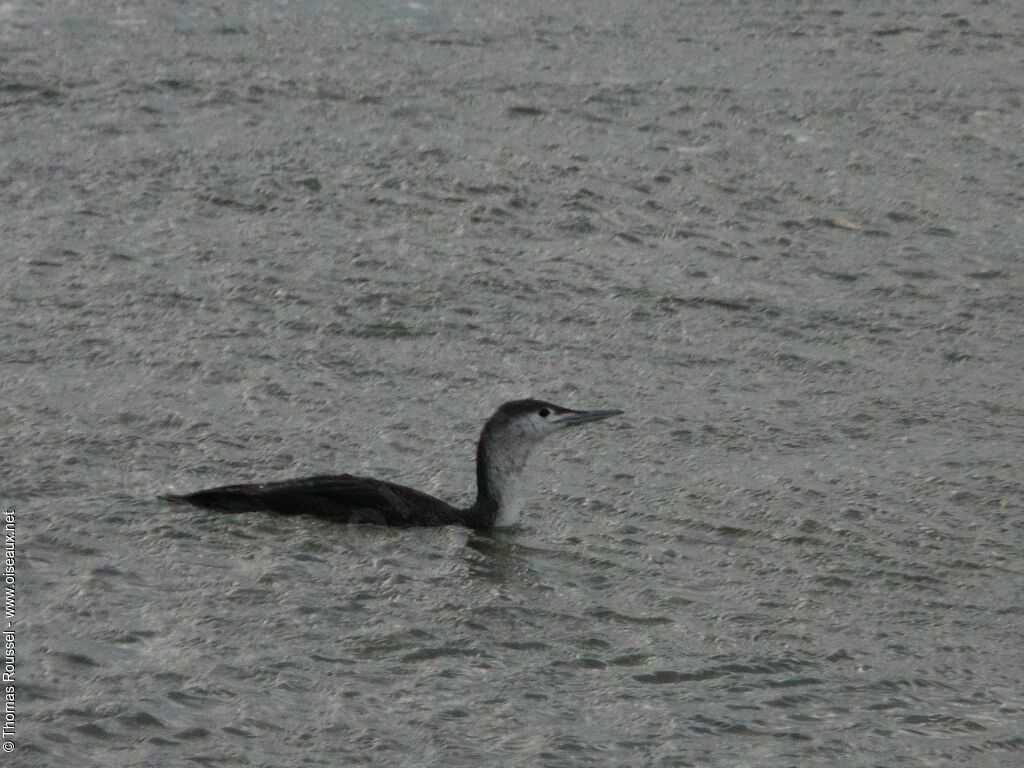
[163,474,464,527]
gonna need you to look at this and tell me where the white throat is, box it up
[482,436,538,528]
[492,473,523,527]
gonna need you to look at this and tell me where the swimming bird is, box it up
[163,399,622,528]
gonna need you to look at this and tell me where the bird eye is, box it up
[538,408,550,418]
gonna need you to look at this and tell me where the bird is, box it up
[162,399,622,528]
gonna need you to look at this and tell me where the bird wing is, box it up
[166,474,463,527]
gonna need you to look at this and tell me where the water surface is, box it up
[4,1,1023,765]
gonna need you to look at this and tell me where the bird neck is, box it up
[467,428,535,528]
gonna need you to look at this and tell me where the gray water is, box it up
[5,1,1024,766]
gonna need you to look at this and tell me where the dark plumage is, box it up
[164,474,468,527]
[163,398,622,528]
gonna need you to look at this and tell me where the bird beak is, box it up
[555,408,624,426]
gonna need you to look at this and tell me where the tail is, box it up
[159,487,267,512]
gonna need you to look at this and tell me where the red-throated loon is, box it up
[162,399,622,528]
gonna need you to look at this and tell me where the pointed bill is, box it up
[554,408,623,426]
